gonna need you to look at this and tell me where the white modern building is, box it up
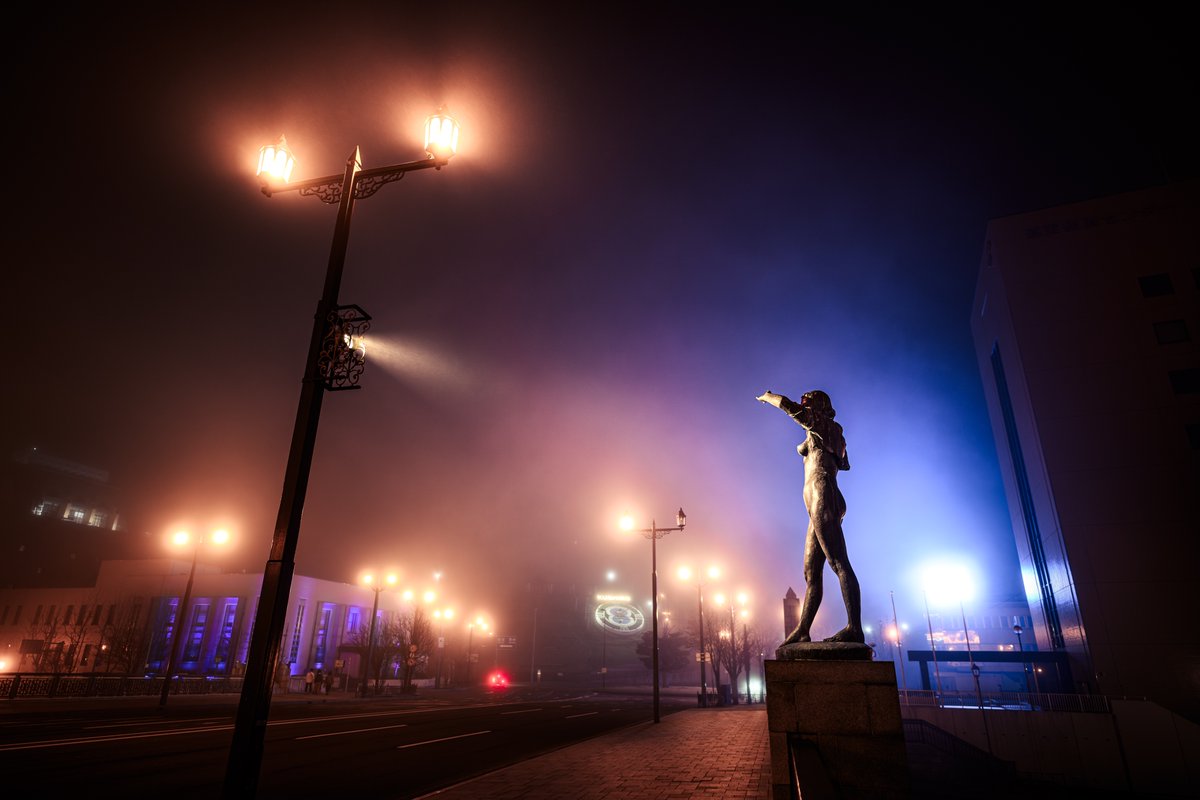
[970,181,1199,720]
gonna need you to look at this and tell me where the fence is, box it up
[899,688,1111,714]
[2,672,244,700]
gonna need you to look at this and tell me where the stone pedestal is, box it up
[766,652,910,799]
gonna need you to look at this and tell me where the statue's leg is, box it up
[820,494,863,643]
[782,526,824,645]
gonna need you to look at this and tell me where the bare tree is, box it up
[100,599,148,674]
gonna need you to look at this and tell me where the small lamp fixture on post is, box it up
[225,107,460,799]
[620,508,687,724]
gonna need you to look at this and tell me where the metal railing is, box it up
[2,673,244,700]
[898,688,1111,714]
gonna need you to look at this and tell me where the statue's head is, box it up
[800,390,835,419]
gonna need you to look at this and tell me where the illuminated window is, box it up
[183,604,210,661]
[67,506,86,524]
[213,602,239,670]
[148,598,180,667]
[346,607,361,634]
[288,600,306,665]
[313,605,334,668]
[88,511,108,528]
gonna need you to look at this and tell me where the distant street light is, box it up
[433,608,453,688]
[677,565,719,707]
[224,108,459,798]
[359,573,397,698]
[620,508,687,724]
[467,616,489,685]
[160,528,231,707]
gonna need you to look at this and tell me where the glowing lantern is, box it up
[424,107,460,160]
[257,135,296,183]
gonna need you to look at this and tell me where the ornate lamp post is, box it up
[677,565,718,708]
[620,508,687,724]
[159,527,230,706]
[223,108,460,798]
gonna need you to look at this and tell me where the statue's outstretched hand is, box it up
[756,391,783,407]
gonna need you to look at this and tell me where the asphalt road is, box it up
[0,688,691,797]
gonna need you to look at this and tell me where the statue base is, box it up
[765,657,910,800]
[775,641,874,661]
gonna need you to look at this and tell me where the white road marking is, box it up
[565,712,598,719]
[296,723,408,740]
[396,730,491,750]
[499,708,542,715]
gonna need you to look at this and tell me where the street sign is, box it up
[437,637,445,648]
[497,636,517,648]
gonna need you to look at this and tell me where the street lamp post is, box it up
[923,591,944,704]
[467,617,488,685]
[160,528,230,706]
[620,508,686,724]
[359,573,396,697]
[889,591,908,697]
[223,109,460,798]
[678,565,717,707]
[1013,622,1031,694]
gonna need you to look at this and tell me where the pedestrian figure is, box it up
[323,670,333,694]
[305,669,315,693]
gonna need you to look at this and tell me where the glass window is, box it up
[213,601,239,671]
[1153,319,1190,344]
[288,600,306,666]
[33,605,43,625]
[183,604,210,661]
[1138,273,1173,297]
[1169,368,1200,394]
[313,605,334,668]
[91,605,103,625]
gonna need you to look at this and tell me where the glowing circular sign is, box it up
[594,601,645,634]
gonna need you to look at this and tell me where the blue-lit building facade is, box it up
[970,182,1199,720]
[0,558,400,682]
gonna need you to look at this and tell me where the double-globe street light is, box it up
[159,527,231,707]
[677,565,718,707]
[223,108,461,798]
[358,572,397,697]
[620,508,687,724]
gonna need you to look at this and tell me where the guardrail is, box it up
[899,688,1111,714]
[1,673,244,700]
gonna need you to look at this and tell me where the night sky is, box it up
[6,5,1195,638]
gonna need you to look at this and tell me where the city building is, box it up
[970,181,1199,720]
[0,447,146,588]
[0,558,424,687]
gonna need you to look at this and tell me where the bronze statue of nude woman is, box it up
[757,389,864,644]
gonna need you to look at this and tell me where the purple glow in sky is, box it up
[5,5,1194,638]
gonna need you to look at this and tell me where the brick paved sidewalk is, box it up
[421,705,771,800]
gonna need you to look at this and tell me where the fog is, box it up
[5,4,1191,643]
